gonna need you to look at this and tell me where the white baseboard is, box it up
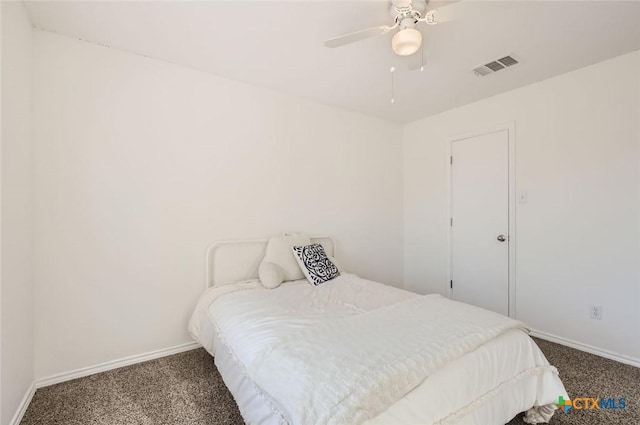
[36,341,200,388]
[9,381,36,425]
[530,329,640,368]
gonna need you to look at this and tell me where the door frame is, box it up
[446,122,517,319]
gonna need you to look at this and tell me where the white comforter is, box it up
[189,274,567,425]
[250,294,525,425]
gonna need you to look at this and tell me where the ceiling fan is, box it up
[325,0,462,57]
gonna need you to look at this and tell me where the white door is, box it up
[451,130,509,315]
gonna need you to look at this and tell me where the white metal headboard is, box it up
[205,236,335,288]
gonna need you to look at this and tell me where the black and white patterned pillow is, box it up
[292,244,340,286]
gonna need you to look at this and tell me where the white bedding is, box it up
[188,274,567,425]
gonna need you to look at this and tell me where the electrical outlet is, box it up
[590,305,603,320]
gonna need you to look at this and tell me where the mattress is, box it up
[188,274,567,425]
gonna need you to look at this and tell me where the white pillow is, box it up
[258,234,311,288]
[258,262,284,289]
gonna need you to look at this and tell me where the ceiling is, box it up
[24,0,640,123]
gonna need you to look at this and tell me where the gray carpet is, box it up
[21,338,638,425]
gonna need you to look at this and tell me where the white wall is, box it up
[1,2,35,424]
[32,30,403,380]
[403,51,640,362]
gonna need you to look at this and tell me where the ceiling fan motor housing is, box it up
[399,16,418,30]
[390,0,427,20]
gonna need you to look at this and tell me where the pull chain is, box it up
[390,66,396,104]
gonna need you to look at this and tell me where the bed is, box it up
[188,236,567,425]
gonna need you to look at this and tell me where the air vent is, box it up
[472,66,492,77]
[473,55,519,77]
[485,61,505,72]
[497,55,518,67]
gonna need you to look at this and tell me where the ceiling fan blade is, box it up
[422,1,467,25]
[325,25,395,48]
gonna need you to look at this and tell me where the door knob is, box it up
[497,234,506,242]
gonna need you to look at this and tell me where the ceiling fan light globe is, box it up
[391,28,422,56]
